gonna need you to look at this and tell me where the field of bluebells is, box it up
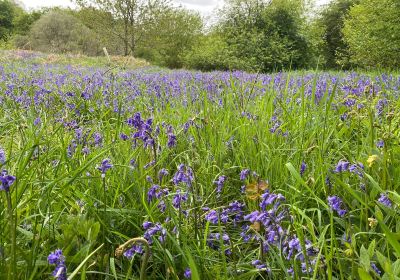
[0,59,400,280]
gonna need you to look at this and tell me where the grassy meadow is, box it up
[0,52,399,279]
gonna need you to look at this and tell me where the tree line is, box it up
[0,0,399,71]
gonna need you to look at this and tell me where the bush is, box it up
[29,11,101,56]
[343,0,400,69]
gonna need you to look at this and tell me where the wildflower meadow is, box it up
[0,60,400,279]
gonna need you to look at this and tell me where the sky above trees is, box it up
[19,0,331,16]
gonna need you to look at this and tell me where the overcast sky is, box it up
[19,0,331,16]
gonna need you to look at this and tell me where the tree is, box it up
[75,0,170,56]
[136,7,203,68]
[29,10,101,56]
[0,0,15,41]
[343,0,400,69]
[315,0,358,69]
[213,0,310,72]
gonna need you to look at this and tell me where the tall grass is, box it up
[0,61,399,279]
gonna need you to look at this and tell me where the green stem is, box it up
[102,176,106,246]
[6,192,15,280]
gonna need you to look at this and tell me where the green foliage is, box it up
[183,34,234,71]
[0,0,15,41]
[13,10,42,36]
[184,0,310,72]
[136,7,203,68]
[343,0,400,69]
[315,0,359,69]
[29,10,101,56]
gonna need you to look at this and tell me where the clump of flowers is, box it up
[128,112,154,148]
[48,249,67,280]
[214,175,227,195]
[173,164,194,187]
[143,221,167,244]
[207,232,231,255]
[97,158,113,177]
[0,147,6,164]
[0,170,16,192]
[334,160,350,173]
[377,193,392,208]
[327,195,347,217]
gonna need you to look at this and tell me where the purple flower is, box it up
[123,244,144,259]
[240,169,250,181]
[205,210,219,224]
[0,148,5,164]
[300,161,307,176]
[34,117,41,126]
[147,184,160,202]
[120,133,129,141]
[173,164,194,187]
[327,195,347,217]
[144,160,155,169]
[349,163,364,177]
[93,132,102,146]
[378,193,392,208]
[260,190,285,211]
[172,189,188,209]
[158,168,169,182]
[142,222,166,244]
[251,260,266,270]
[207,232,230,251]
[371,263,381,276]
[48,249,67,280]
[167,125,177,148]
[376,140,384,148]
[0,170,16,192]
[214,175,227,195]
[334,160,350,173]
[97,159,113,175]
[183,268,191,279]
[143,221,153,230]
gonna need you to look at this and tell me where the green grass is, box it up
[0,58,399,279]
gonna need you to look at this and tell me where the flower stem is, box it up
[6,192,15,280]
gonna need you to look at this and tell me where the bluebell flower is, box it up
[34,117,41,126]
[158,168,169,182]
[0,170,16,192]
[183,268,191,279]
[123,244,144,259]
[376,140,384,148]
[147,185,160,202]
[172,189,188,209]
[205,210,219,224]
[97,159,113,175]
[48,249,67,280]
[327,195,347,217]
[378,193,392,208]
[173,164,194,187]
[300,161,307,176]
[0,148,5,164]
[214,175,227,195]
[166,125,177,148]
[144,160,155,169]
[371,263,381,276]
[251,260,266,270]
[334,160,350,173]
[93,132,102,146]
[240,169,250,181]
[120,133,129,141]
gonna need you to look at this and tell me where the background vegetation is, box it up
[0,0,399,71]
